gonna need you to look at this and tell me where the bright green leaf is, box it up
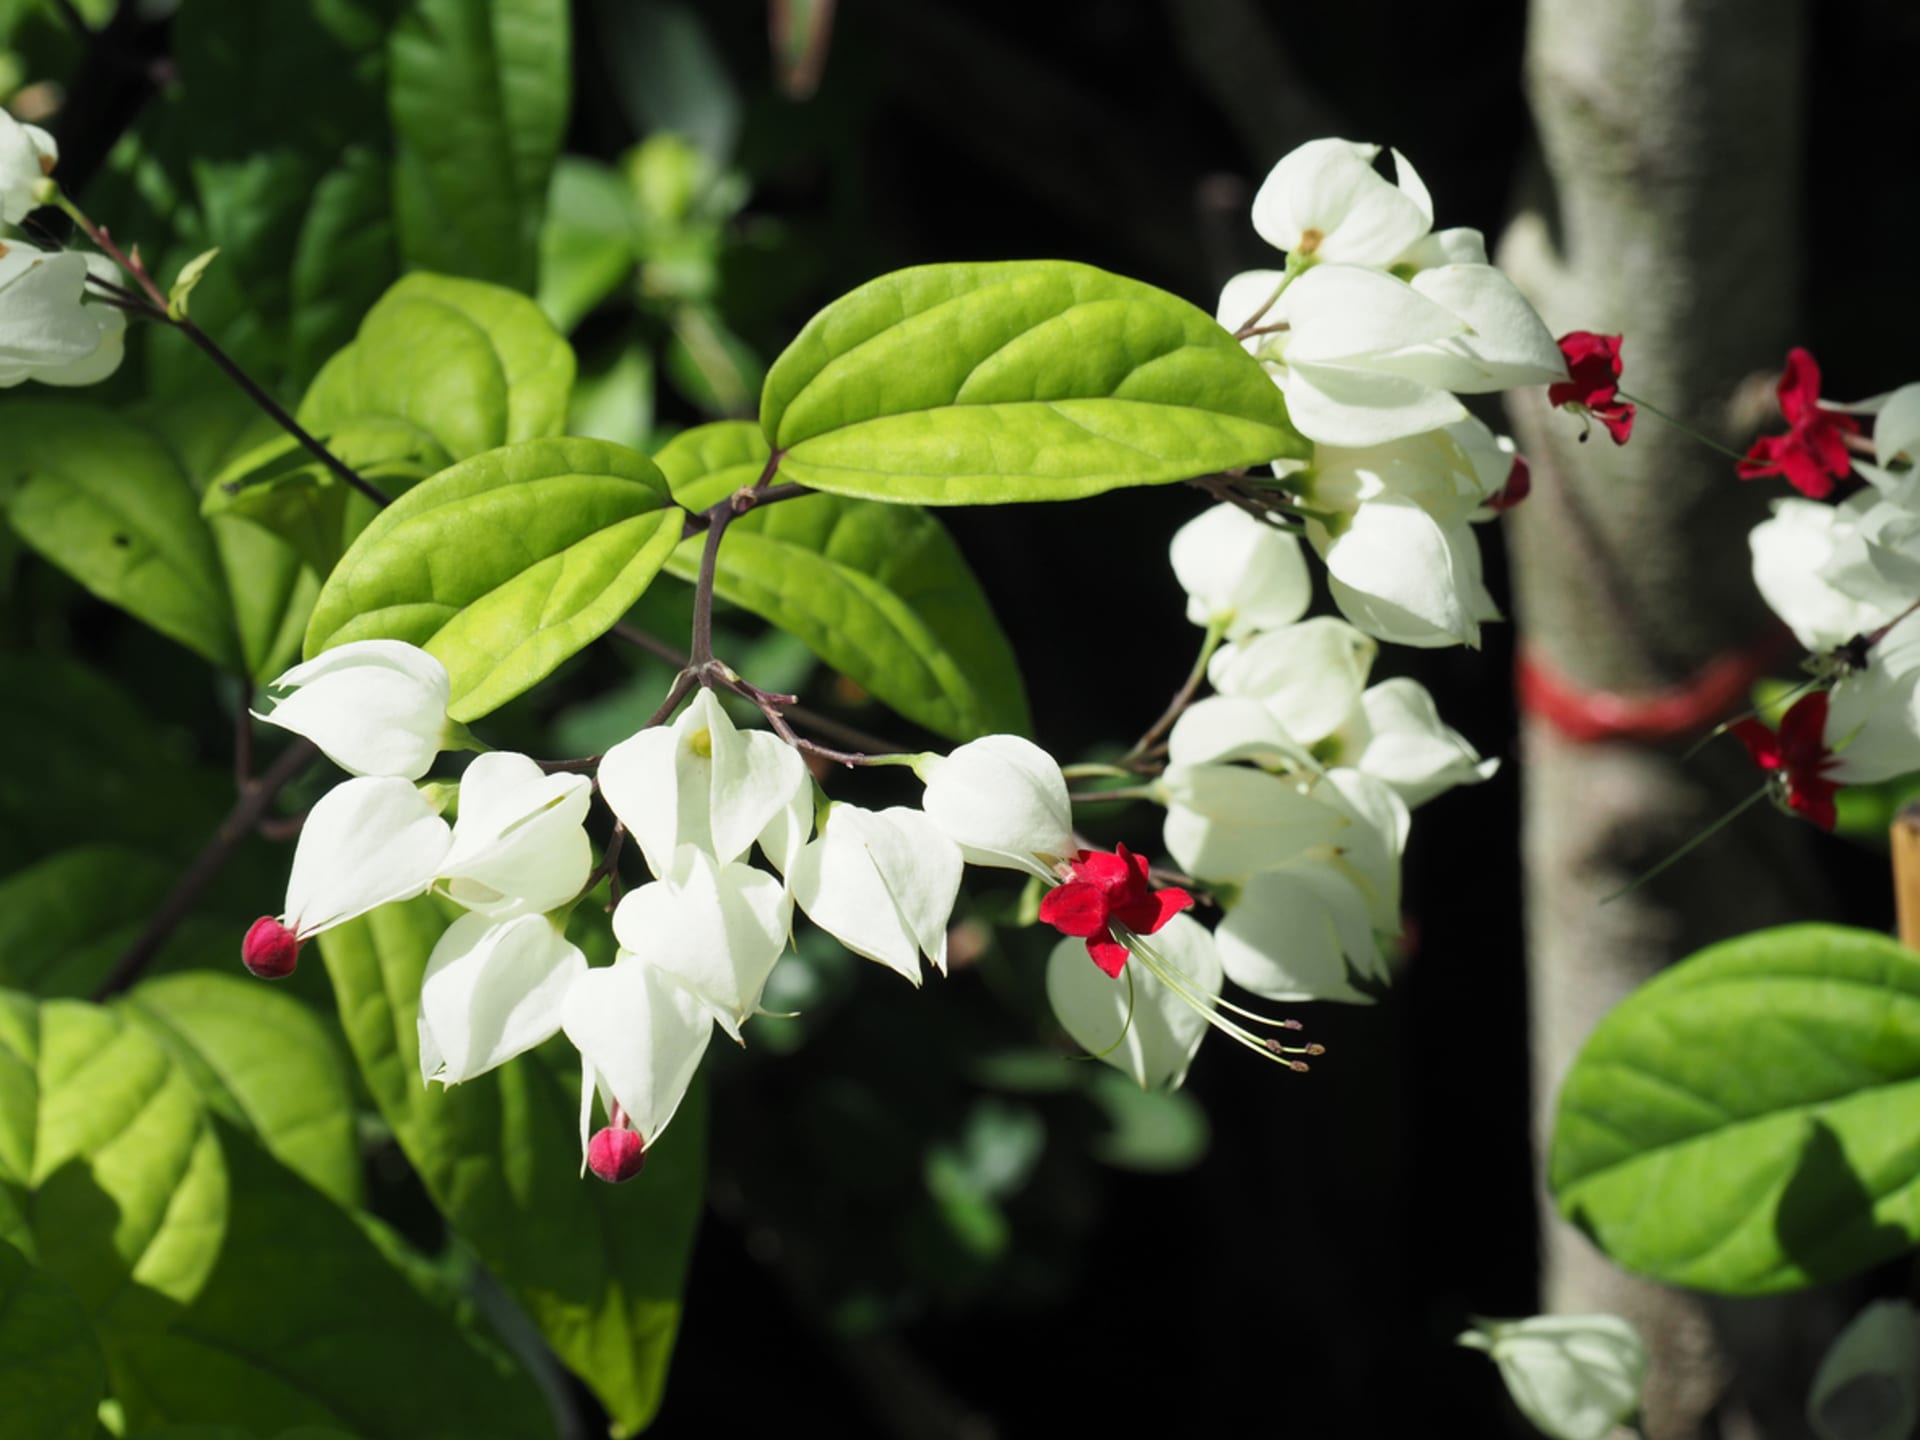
[657,421,1029,738]
[0,1238,106,1440]
[167,248,221,321]
[121,974,363,1209]
[760,260,1308,503]
[0,990,546,1439]
[304,437,684,722]
[388,0,571,292]
[299,272,576,466]
[0,848,176,999]
[319,899,705,1438]
[1551,924,1920,1294]
[0,404,239,669]
[0,991,228,1313]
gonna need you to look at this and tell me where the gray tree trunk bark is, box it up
[1501,3,1843,1435]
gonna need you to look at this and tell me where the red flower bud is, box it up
[586,1125,647,1183]
[1486,453,1532,512]
[241,916,300,979]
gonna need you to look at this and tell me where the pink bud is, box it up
[586,1125,647,1183]
[241,916,300,979]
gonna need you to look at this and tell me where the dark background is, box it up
[15,0,1917,1434]
[628,4,1919,1436]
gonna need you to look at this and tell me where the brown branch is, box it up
[92,739,319,1000]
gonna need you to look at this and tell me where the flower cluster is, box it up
[1217,138,1560,647]
[0,109,126,389]
[1732,362,1920,821]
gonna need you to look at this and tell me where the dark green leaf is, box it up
[760,260,1308,503]
[657,421,1029,738]
[0,1238,106,1440]
[304,437,684,721]
[0,655,225,875]
[319,899,705,1438]
[389,0,571,291]
[1551,924,1920,1293]
[0,403,238,669]
[537,158,638,335]
[0,848,176,999]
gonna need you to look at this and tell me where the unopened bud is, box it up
[29,175,57,206]
[241,916,300,979]
[1486,454,1532,513]
[586,1125,647,1183]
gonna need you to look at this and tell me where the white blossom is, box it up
[564,957,714,1155]
[437,752,594,919]
[610,843,790,1041]
[917,734,1074,879]
[1044,913,1221,1089]
[279,776,451,940]
[599,687,808,877]
[417,912,586,1086]
[1808,1300,1920,1440]
[1168,503,1312,641]
[1459,1314,1649,1440]
[254,639,455,780]
[0,242,126,388]
[788,803,962,983]
[0,107,56,225]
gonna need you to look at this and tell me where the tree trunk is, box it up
[1501,2,1844,1434]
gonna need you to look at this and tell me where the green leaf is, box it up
[0,1239,106,1440]
[209,511,320,683]
[0,403,239,669]
[537,158,638,335]
[319,899,705,1438]
[0,991,547,1438]
[121,974,363,1209]
[657,421,1029,739]
[167,248,221,321]
[1550,924,1920,1294]
[0,848,176,999]
[0,655,226,875]
[103,1124,546,1439]
[759,260,1308,503]
[0,991,228,1312]
[304,437,684,722]
[299,273,576,466]
[388,0,571,292]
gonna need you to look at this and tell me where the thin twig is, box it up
[175,317,391,505]
[92,739,319,1000]
[1120,620,1226,765]
[68,209,390,506]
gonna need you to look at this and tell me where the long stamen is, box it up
[1123,929,1315,1071]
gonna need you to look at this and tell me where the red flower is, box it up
[1735,347,1859,499]
[1037,844,1192,977]
[1726,690,1842,830]
[1548,332,1635,445]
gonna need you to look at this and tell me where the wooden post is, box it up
[1893,802,1920,951]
